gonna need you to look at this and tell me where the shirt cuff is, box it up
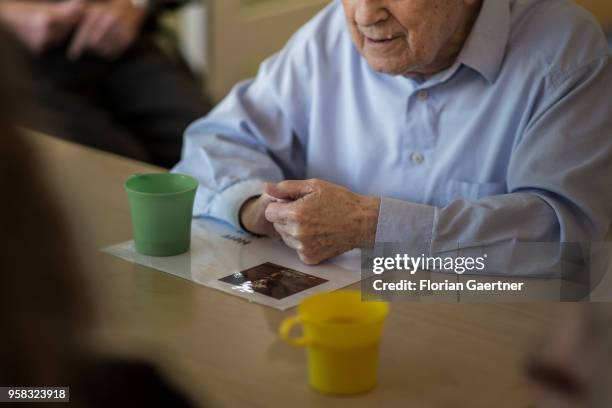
[207,180,266,230]
[375,197,435,256]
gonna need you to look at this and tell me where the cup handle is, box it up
[279,316,310,347]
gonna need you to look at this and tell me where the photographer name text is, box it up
[373,279,524,292]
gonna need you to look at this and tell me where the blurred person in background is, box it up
[0,0,210,168]
[527,304,612,408]
[0,31,197,406]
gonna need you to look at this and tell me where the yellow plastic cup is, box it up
[279,291,389,395]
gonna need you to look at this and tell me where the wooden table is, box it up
[29,132,572,408]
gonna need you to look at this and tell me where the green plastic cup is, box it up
[125,173,198,257]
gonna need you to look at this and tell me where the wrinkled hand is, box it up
[0,0,84,53]
[68,0,146,60]
[264,179,380,265]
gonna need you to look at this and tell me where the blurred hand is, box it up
[68,0,146,60]
[0,0,84,54]
[526,304,612,408]
[264,179,380,265]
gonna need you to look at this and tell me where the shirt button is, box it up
[411,152,425,165]
[417,90,429,101]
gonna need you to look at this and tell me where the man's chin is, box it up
[365,57,414,77]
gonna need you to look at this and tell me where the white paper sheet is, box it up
[102,218,362,310]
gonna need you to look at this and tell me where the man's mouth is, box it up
[364,35,402,46]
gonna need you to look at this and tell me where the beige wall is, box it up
[575,0,612,26]
[206,0,328,102]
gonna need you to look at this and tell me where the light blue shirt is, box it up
[174,0,612,273]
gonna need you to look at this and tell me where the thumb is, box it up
[57,0,84,18]
[265,181,313,201]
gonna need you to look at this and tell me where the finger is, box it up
[68,8,103,59]
[265,180,314,201]
[55,0,85,24]
[50,0,85,40]
[264,202,296,225]
[67,15,94,59]
[84,12,115,53]
[261,189,289,204]
[297,251,322,265]
[275,228,304,252]
[272,222,298,238]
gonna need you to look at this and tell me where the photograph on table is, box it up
[220,262,328,300]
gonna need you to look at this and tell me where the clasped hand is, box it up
[0,0,146,59]
[240,179,380,265]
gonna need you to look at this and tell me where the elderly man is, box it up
[174,0,612,269]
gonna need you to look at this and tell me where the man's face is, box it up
[342,0,475,76]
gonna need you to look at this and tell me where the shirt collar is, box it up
[457,0,512,84]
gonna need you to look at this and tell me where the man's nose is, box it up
[354,0,390,27]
